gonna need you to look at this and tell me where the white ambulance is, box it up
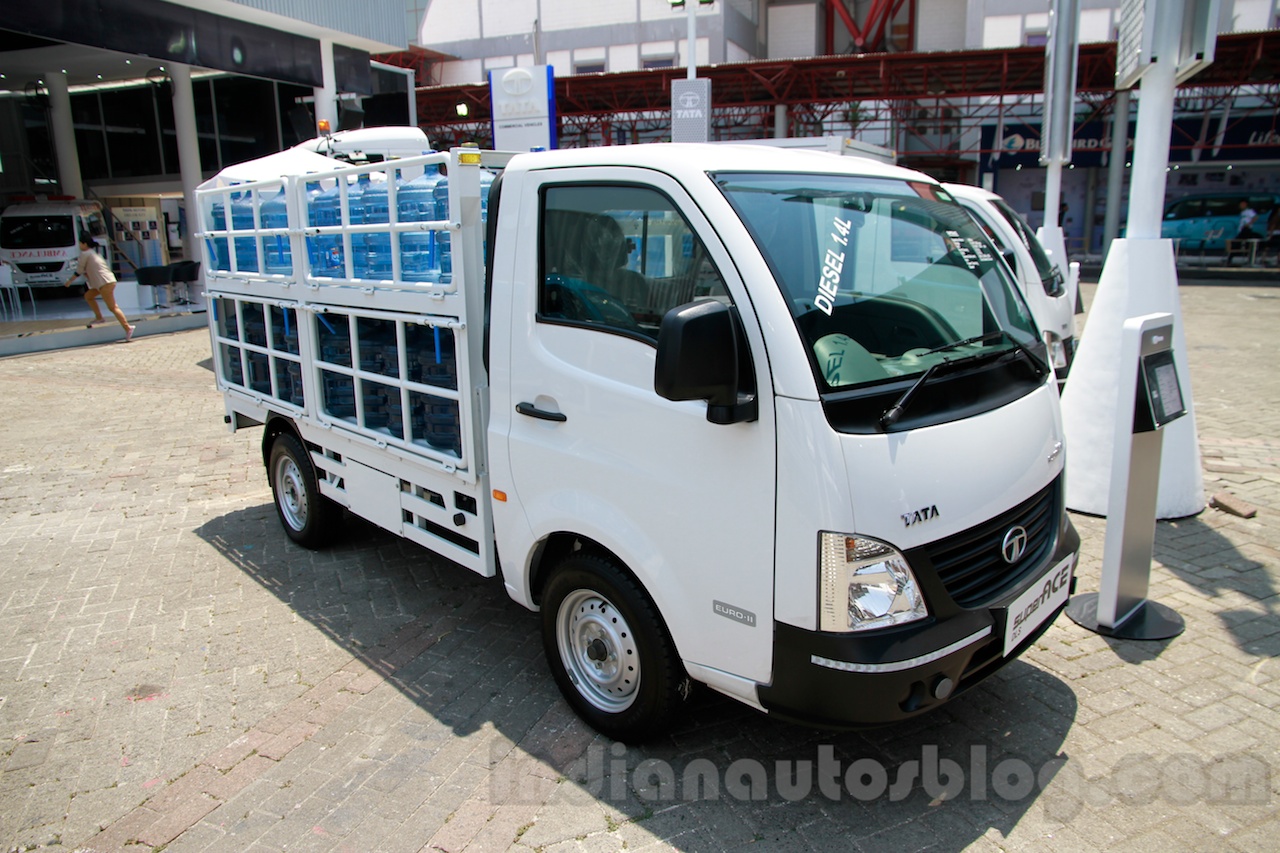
[0,198,109,287]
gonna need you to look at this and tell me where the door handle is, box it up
[516,402,567,422]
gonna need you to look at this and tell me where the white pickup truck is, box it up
[198,141,1079,741]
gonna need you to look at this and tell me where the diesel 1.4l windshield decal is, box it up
[814,215,852,315]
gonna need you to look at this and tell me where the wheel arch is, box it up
[261,415,302,469]
[528,532,685,660]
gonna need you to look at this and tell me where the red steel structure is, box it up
[384,30,1280,175]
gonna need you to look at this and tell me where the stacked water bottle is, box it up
[295,159,494,284]
[306,174,372,278]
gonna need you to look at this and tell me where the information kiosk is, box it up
[1066,312,1187,639]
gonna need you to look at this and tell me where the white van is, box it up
[944,184,1076,383]
[0,198,109,288]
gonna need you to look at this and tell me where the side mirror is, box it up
[654,300,757,425]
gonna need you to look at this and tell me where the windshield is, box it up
[0,215,76,250]
[990,198,1064,296]
[715,172,1039,392]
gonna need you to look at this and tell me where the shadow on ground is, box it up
[195,502,1082,848]
[1156,515,1280,658]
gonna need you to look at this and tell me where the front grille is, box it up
[17,261,64,273]
[925,479,1058,608]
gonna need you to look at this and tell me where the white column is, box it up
[406,68,417,129]
[315,38,338,130]
[774,103,787,138]
[45,72,83,199]
[1061,3,1204,519]
[1102,89,1130,258]
[686,4,697,80]
[170,64,205,267]
[1124,51,1177,239]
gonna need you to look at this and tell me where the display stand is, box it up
[1066,313,1186,640]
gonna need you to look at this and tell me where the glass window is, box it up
[716,172,1039,391]
[0,216,75,250]
[540,184,729,342]
[1166,198,1205,220]
[99,87,159,178]
[1204,197,1242,218]
[213,76,280,167]
[990,198,1064,296]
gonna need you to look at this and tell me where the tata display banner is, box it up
[671,79,711,144]
[489,65,557,152]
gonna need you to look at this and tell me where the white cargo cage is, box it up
[198,140,1079,742]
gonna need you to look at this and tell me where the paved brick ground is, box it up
[0,280,1277,852]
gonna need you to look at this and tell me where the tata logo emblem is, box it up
[678,90,702,109]
[1002,526,1029,564]
[500,68,535,96]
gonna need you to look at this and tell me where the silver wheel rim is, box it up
[556,589,640,713]
[274,454,308,532]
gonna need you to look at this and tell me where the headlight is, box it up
[1044,332,1067,370]
[819,532,928,632]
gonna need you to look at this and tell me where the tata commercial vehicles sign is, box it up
[489,65,557,152]
[671,79,711,143]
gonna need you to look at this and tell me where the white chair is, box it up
[0,263,37,321]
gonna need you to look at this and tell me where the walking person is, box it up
[65,234,135,341]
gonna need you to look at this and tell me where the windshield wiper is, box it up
[879,332,1038,430]
[921,331,1005,356]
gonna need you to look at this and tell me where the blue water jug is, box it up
[398,166,442,283]
[230,192,259,272]
[432,176,451,283]
[348,174,371,279]
[361,173,403,280]
[307,181,344,276]
[208,202,230,271]
[431,169,496,284]
[260,189,291,275]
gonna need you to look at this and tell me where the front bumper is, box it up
[757,517,1080,729]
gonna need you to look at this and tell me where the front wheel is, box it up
[268,432,342,548]
[541,553,690,742]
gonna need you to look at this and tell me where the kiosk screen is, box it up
[1139,349,1186,429]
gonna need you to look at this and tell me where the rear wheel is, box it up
[268,432,341,548]
[541,553,689,742]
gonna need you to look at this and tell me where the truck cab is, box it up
[944,183,1077,384]
[200,142,1078,741]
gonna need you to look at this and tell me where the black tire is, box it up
[268,432,342,548]
[541,553,690,742]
